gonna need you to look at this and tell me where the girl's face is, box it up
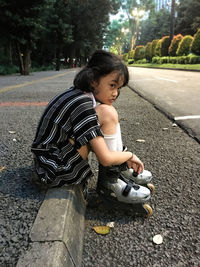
[92,71,124,105]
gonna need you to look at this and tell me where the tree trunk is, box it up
[55,45,61,71]
[9,42,13,65]
[16,42,31,75]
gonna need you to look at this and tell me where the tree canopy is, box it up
[0,0,120,74]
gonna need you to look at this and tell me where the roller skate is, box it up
[96,164,153,216]
[120,163,155,194]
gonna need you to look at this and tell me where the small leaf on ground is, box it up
[93,226,110,235]
[0,166,6,172]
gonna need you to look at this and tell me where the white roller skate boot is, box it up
[97,164,151,204]
[120,163,155,193]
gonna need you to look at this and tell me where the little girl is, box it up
[31,50,152,204]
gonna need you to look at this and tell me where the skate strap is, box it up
[122,182,133,197]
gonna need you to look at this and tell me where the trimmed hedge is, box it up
[128,50,135,59]
[191,28,200,55]
[145,42,152,61]
[152,55,200,64]
[169,34,183,56]
[160,36,171,56]
[123,53,129,62]
[177,35,194,56]
[155,39,162,57]
[134,45,145,61]
[151,39,159,57]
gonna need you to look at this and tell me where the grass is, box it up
[128,63,200,71]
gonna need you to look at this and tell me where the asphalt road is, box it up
[0,69,78,266]
[0,68,200,266]
[128,67,200,143]
[82,86,200,267]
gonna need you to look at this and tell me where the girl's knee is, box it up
[95,104,119,135]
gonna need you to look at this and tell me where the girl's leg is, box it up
[95,104,151,204]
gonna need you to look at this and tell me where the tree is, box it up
[139,8,170,45]
[0,0,45,75]
[120,0,155,49]
[175,0,200,36]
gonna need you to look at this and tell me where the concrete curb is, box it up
[17,185,86,267]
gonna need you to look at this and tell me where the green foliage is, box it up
[128,59,134,64]
[160,36,170,57]
[155,39,162,57]
[128,50,135,59]
[0,65,18,75]
[145,42,152,61]
[191,28,200,55]
[134,45,145,61]
[189,54,200,64]
[0,0,120,74]
[168,34,183,56]
[123,53,129,62]
[151,39,159,57]
[176,35,194,56]
[175,0,200,35]
[135,58,147,64]
[139,8,170,45]
[152,55,200,64]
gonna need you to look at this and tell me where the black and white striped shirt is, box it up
[31,87,103,186]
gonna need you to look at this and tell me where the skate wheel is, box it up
[147,183,155,194]
[143,203,153,217]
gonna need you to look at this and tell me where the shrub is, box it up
[128,59,134,64]
[160,57,169,64]
[168,57,177,64]
[145,42,152,61]
[152,57,161,64]
[123,53,129,62]
[189,54,200,64]
[0,65,19,75]
[134,45,145,61]
[155,39,162,57]
[151,39,159,57]
[169,34,183,56]
[191,28,200,55]
[160,36,171,56]
[128,50,135,59]
[135,58,147,64]
[176,35,194,56]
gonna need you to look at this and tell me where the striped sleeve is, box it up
[70,96,103,148]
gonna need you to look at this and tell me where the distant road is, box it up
[128,67,200,142]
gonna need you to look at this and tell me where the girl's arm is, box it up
[89,136,144,174]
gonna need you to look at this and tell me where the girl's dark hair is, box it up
[73,50,129,92]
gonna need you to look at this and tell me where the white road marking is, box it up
[175,115,200,120]
[155,77,178,83]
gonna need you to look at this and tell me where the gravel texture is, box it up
[0,106,46,266]
[0,70,75,266]
[82,87,200,267]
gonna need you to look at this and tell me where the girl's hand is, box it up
[127,154,144,174]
